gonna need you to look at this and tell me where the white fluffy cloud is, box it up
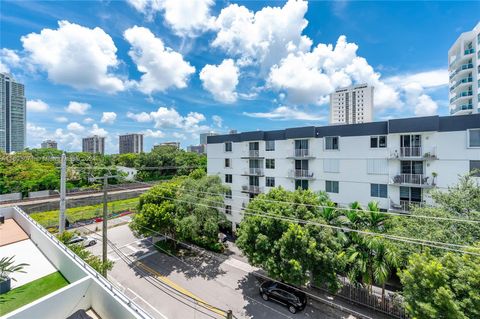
[142,129,165,138]
[83,117,95,124]
[124,26,195,94]
[127,107,209,134]
[243,106,324,121]
[128,0,214,37]
[101,112,117,124]
[27,99,49,112]
[0,48,21,73]
[55,116,69,123]
[65,101,91,115]
[21,21,124,93]
[212,0,311,69]
[212,115,223,128]
[200,59,239,103]
[91,124,108,137]
[27,122,48,137]
[67,122,85,133]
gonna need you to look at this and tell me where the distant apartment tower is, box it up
[448,22,480,115]
[200,132,218,145]
[119,133,143,154]
[0,73,26,152]
[153,141,180,151]
[329,84,374,125]
[41,140,57,149]
[82,135,105,154]
[187,144,206,154]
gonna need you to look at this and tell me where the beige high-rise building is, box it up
[119,133,143,154]
[82,135,105,154]
[329,84,374,125]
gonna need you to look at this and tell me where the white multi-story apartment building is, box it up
[82,135,105,154]
[448,22,480,115]
[329,84,374,125]
[119,133,143,154]
[0,73,26,153]
[207,114,480,230]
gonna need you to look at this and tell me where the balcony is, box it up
[464,48,475,55]
[241,150,263,159]
[287,149,315,159]
[450,103,473,115]
[241,185,263,194]
[449,77,473,92]
[389,174,434,188]
[287,169,315,179]
[449,63,473,80]
[389,147,437,160]
[241,168,264,176]
[390,199,425,212]
[450,91,473,103]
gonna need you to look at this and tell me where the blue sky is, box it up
[1,0,479,153]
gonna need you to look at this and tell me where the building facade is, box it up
[153,141,180,150]
[119,133,143,154]
[329,84,374,125]
[448,22,480,115]
[0,73,26,153]
[82,135,105,154]
[187,144,206,154]
[207,114,480,230]
[200,132,218,145]
[41,139,57,149]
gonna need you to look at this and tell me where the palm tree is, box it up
[365,201,388,232]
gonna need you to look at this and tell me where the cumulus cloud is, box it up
[27,99,49,112]
[83,117,95,124]
[67,122,85,133]
[27,122,48,136]
[243,105,325,121]
[124,26,195,94]
[21,21,124,93]
[142,129,165,138]
[212,115,223,128]
[127,0,214,37]
[212,0,311,69]
[0,48,21,73]
[127,111,151,122]
[91,124,108,137]
[101,111,117,124]
[65,101,91,115]
[55,116,69,123]
[200,59,239,103]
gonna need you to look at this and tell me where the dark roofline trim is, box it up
[207,114,480,144]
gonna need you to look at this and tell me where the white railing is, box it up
[13,207,153,319]
[241,185,263,193]
[390,173,432,186]
[248,150,260,157]
[294,149,310,157]
[289,169,314,179]
[390,200,425,212]
[245,168,264,175]
[390,147,437,159]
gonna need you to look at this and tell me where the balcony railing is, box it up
[248,150,260,157]
[294,149,310,157]
[390,173,433,187]
[450,91,473,103]
[243,168,264,176]
[241,185,263,194]
[390,199,425,212]
[449,77,473,91]
[389,147,437,159]
[464,48,475,55]
[449,63,473,79]
[450,103,473,114]
[288,169,314,179]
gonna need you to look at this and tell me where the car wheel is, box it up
[262,293,269,301]
[90,240,96,246]
[288,306,297,314]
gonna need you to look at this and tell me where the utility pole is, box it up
[226,310,233,319]
[59,152,66,234]
[89,173,119,277]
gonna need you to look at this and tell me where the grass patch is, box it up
[0,272,69,316]
[31,197,139,227]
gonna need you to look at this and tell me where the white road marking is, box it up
[126,287,169,319]
[136,250,158,261]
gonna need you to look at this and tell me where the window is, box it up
[325,180,339,193]
[295,179,309,190]
[225,174,232,183]
[225,205,232,215]
[224,142,232,152]
[370,135,387,148]
[468,129,480,147]
[470,160,480,177]
[325,136,339,150]
[371,184,388,198]
[266,177,275,187]
[225,189,232,199]
[266,140,275,151]
[225,158,231,168]
[323,159,340,173]
[249,141,259,151]
[367,159,388,175]
[266,159,275,169]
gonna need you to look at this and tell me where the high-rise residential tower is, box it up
[200,132,218,145]
[82,135,105,154]
[119,133,143,154]
[329,84,374,125]
[448,22,480,115]
[0,73,26,153]
[41,140,58,149]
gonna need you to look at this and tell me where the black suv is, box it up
[259,281,307,314]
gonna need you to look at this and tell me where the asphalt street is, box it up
[86,223,358,319]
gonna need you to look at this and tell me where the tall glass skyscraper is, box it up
[1,73,26,153]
